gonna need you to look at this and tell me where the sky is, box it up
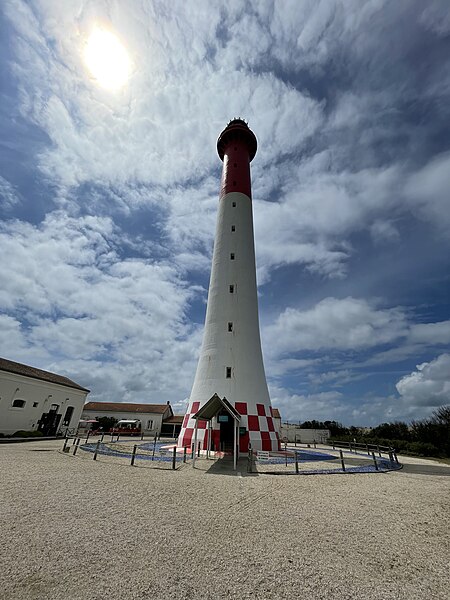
[1,0,449,426]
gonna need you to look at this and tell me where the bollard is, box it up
[72,436,77,446]
[339,449,346,472]
[285,443,288,467]
[100,432,105,442]
[332,441,335,450]
[366,444,370,456]
[62,438,69,452]
[197,442,201,458]
[247,448,253,473]
[294,435,297,447]
[93,440,101,461]
[131,444,137,466]
[349,442,352,453]
[295,451,299,474]
[86,430,90,443]
[377,445,381,458]
[116,434,120,443]
[172,446,177,470]
[313,440,316,449]
[371,451,379,471]
[141,430,144,441]
[183,446,187,463]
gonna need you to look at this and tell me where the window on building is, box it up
[228,322,233,332]
[232,201,236,207]
[230,253,235,260]
[12,399,25,408]
[226,367,232,378]
[63,406,74,426]
[147,420,154,429]
[229,284,234,293]
[33,402,39,408]
[231,225,235,232]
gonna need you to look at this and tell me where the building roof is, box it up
[0,357,90,392]
[83,401,172,416]
[193,394,241,422]
[163,415,184,424]
[272,408,281,419]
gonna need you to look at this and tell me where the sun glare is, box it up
[84,28,130,90]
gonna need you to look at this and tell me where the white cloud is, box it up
[0,176,20,209]
[0,210,202,402]
[270,385,345,422]
[405,151,450,231]
[265,297,408,356]
[396,354,450,407]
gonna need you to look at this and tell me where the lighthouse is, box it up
[178,119,280,457]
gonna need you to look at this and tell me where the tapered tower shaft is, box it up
[178,120,279,453]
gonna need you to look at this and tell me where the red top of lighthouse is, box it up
[217,119,257,200]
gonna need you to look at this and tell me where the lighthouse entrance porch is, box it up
[191,394,241,470]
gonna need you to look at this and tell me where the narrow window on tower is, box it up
[226,367,232,378]
[230,253,235,260]
[228,322,233,332]
[229,285,234,293]
[231,225,235,232]
[232,201,236,207]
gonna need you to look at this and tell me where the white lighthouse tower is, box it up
[178,119,280,455]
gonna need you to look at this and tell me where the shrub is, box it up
[12,430,44,438]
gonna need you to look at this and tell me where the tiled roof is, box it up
[272,408,281,419]
[0,357,89,392]
[163,415,183,424]
[83,401,172,415]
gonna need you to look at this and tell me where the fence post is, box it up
[72,436,77,446]
[285,443,288,467]
[73,438,80,456]
[313,440,316,449]
[197,442,201,458]
[183,446,187,463]
[371,451,379,471]
[377,445,381,458]
[141,430,144,441]
[366,444,370,455]
[294,435,297,447]
[349,442,352,453]
[339,449,345,472]
[172,446,177,470]
[152,434,157,461]
[100,432,105,442]
[131,444,137,466]
[86,430,90,443]
[93,440,101,461]
[62,438,69,452]
[295,451,299,474]
[332,441,335,450]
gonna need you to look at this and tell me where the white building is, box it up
[0,357,89,436]
[81,401,174,435]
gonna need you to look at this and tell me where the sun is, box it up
[84,28,130,90]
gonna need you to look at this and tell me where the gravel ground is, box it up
[1,439,449,600]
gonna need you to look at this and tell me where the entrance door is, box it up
[217,409,234,452]
[38,408,62,436]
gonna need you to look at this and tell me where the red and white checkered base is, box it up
[177,401,280,453]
